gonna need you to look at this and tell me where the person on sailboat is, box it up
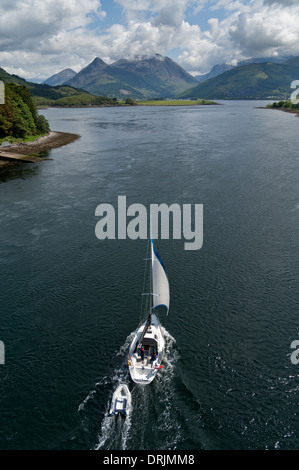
[139,346,145,361]
[150,351,157,364]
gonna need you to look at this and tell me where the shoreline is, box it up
[37,99,217,109]
[264,106,299,117]
[0,131,80,169]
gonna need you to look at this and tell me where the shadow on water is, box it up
[0,163,40,183]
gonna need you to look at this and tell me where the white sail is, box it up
[128,239,169,384]
[151,239,170,314]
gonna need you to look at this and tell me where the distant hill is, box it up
[194,56,294,84]
[179,61,299,100]
[42,68,76,86]
[195,64,234,83]
[283,56,299,67]
[237,56,292,66]
[0,67,117,106]
[65,54,199,99]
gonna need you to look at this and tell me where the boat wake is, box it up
[91,332,134,450]
[89,326,180,450]
[94,405,133,450]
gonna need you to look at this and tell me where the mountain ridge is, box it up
[0,67,119,107]
[179,59,299,100]
[63,54,199,99]
[194,56,294,83]
[42,68,76,86]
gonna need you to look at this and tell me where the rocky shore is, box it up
[0,131,80,168]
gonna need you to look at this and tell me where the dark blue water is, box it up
[0,102,298,450]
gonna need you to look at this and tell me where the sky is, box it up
[0,0,299,81]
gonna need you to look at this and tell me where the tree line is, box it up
[269,100,299,110]
[0,83,50,139]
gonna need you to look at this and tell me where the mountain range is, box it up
[2,53,299,104]
[60,54,199,99]
[179,58,299,100]
[42,53,299,101]
[194,56,292,83]
[0,67,119,107]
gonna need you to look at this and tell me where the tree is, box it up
[125,98,137,106]
[0,83,50,139]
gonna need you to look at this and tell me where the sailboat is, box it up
[128,238,170,385]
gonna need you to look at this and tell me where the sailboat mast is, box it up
[149,238,153,321]
[135,239,153,351]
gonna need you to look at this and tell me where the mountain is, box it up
[179,61,299,100]
[0,67,117,107]
[194,56,295,84]
[42,68,76,86]
[283,56,299,67]
[195,64,234,83]
[65,54,199,99]
[237,56,292,66]
[62,57,138,97]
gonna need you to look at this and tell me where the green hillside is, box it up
[0,82,49,140]
[179,62,299,100]
[0,67,118,106]
[267,99,299,113]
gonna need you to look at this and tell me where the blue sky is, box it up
[0,0,298,80]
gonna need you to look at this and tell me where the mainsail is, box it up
[135,239,170,351]
[129,239,170,382]
[151,239,170,314]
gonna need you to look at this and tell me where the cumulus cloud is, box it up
[0,0,102,49]
[0,0,299,80]
[178,0,299,73]
[0,0,107,78]
[229,0,299,58]
[263,0,298,5]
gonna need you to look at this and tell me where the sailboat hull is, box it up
[128,314,164,385]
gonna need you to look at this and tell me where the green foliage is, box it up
[0,83,50,139]
[0,67,119,108]
[125,98,137,105]
[36,114,50,133]
[178,62,299,100]
[270,100,299,110]
[138,99,215,106]
[32,89,119,107]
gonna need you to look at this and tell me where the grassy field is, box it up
[137,99,215,106]
[0,132,48,145]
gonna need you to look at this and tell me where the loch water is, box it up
[0,101,298,450]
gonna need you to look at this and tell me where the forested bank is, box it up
[0,83,50,141]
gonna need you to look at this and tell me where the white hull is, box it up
[109,384,131,416]
[128,314,164,385]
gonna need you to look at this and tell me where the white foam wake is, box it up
[93,332,135,450]
[90,325,179,450]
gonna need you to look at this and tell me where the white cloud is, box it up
[263,0,298,5]
[229,0,299,58]
[0,0,102,49]
[0,0,106,78]
[178,0,299,73]
[0,0,299,80]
